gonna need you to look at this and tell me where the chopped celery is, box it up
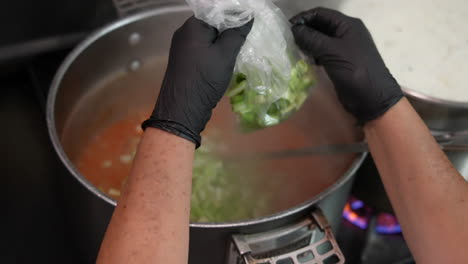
[190,141,269,222]
[228,60,316,130]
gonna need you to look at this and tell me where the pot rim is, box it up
[404,87,468,109]
[47,5,367,229]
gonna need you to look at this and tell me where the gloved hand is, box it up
[143,17,253,147]
[290,7,404,125]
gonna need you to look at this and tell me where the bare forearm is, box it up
[97,128,194,264]
[365,98,468,263]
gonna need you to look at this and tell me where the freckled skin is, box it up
[97,128,194,264]
[365,98,468,263]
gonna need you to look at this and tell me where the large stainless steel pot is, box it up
[47,5,366,263]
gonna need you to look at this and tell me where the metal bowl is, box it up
[405,88,468,135]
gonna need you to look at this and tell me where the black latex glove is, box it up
[290,7,404,125]
[143,17,253,147]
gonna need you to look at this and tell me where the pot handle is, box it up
[227,208,344,264]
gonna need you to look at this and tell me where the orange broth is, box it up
[75,111,148,199]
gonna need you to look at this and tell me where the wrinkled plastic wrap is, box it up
[186,0,316,130]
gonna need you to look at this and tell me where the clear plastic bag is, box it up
[186,0,316,130]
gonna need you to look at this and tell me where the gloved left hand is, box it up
[143,17,253,148]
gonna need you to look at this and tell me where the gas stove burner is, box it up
[342,196,402,235]
[376,213,401,234]
[342,197,371,229]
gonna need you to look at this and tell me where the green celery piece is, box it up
[235,73,247,83]
[230,91,245,105]
[241,111,258,125]
[232,101,250,114]
[267,98,291,116]
[227,79,248,97]
[266,103,280,117]
[229,59,316,131]
[296,60,309,73]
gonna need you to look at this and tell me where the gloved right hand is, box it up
[290,7,404,125]
[142,17,253,148]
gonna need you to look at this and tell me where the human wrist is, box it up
[142,120,199,148]
[363,96,406,132]
[357,94,405,126]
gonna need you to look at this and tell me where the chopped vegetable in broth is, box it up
[191,138,269,222]
[75,111,271,222]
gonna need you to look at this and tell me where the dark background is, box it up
[0,0,115,46]
[1,1,117,262]
[0,0,117,64]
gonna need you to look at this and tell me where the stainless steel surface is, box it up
[230,140,468,161]
[442,145,468,151]
[47,4,366,263]
[229,209,344,264]
[113,0,185,16]
[405,89,468,134]
[274,0,345,18]
[446,151,468,181]
[226,143,369,161]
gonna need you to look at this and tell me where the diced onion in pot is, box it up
[101,160,112,168]
[120,154,133,164]
[108,188,121,197]
[135,125,143,134]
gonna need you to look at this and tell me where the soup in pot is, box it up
[75,110,272,222]
[65,57,359,223]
